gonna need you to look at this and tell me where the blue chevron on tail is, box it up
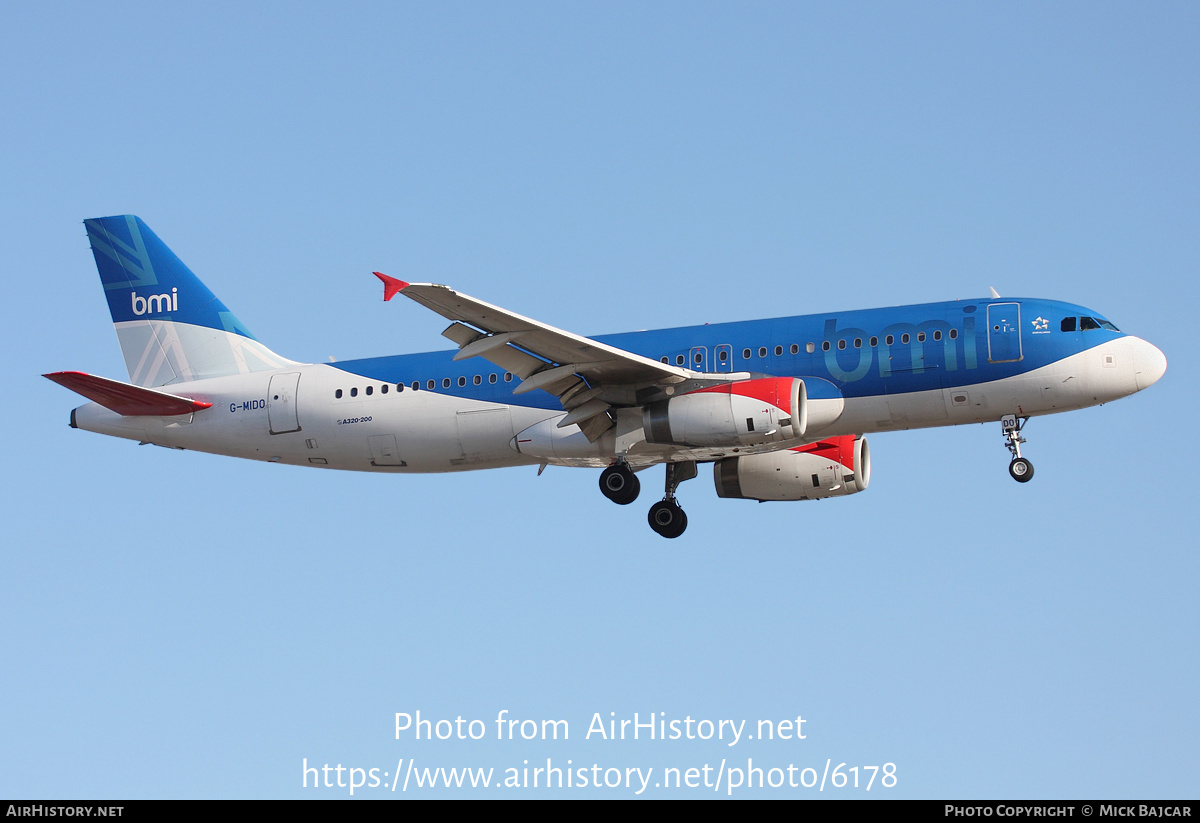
[84,215,294,387]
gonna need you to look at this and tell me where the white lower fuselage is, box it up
[71,333,1163,473]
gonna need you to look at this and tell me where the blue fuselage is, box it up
[331,297,1125,411]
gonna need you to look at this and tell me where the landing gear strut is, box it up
[648,461,696,539]
[599,460,640,505]
[1001,414,1034,483]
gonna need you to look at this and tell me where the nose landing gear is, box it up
[1002,414,1034,483]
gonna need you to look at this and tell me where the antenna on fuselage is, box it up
[989,286,1001,298]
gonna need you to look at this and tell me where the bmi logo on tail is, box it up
[130,288,178,316]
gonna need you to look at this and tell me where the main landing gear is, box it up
[599,460,696,538]
[648,461,696,539]
[1001,414,1034,483]
[599,461,640,505]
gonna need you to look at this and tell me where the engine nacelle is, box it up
[713,435,871,501]
[644,377,806,448]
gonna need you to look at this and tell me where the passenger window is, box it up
[885,335,894,345]
[822,341,830,352]
[442,378,451,388]
[917,332,925,342]
[901,333,910,344]
[758,347,767,357]
[473,375,481,385]
[489,374,497,384]
[719,350,728,361]
[427,380,435,390]
[411,382,419,391]
[458,376,466,387]
[790,344,799,355]
[505,373,513,382]
[743,348,752,359]
[854,338,862,348]
[837,339,846,350]
[381,384,388,394]
[869,337,878,347]
[660,356,668,363]
[806,343,815,353]
[949,329,958,339]
[933,330,941,341]
[366,386,373,396]
[335,389,343,399]
[350,387,358,397]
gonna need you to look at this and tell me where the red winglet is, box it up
[43,371,213,416]
[374,271,409,301]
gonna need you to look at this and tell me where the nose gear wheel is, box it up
[1001,415,1034,483]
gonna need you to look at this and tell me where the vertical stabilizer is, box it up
[85,215,294,387]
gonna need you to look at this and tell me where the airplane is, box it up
[46,215,1167,538]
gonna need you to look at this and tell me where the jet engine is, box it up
[643,377,806,448]
[713,435,870,501]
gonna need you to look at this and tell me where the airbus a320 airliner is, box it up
[47,216,1167,537]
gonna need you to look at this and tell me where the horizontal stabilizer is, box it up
[44,371,213,416]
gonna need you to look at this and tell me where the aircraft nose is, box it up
[1129,336,1167,391]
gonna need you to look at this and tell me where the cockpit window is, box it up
[1066,315,1120,332]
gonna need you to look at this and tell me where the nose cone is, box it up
[1129,337,1167,391]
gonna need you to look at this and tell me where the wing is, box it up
[375,274,699,440]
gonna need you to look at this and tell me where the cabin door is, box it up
[987,303,1023,363]
[268,372,302,434]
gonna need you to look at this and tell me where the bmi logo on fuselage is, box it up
[130,288,178,316]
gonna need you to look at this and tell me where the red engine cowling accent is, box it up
[643,377,806,447]
[713,435,871,501]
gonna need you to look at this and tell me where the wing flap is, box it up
[44,371,213,416]
[558,397,612,428]
[512,363,601,395]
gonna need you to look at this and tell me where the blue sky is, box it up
[2,2,1196,798]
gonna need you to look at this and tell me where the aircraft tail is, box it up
[84,215,295,387]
